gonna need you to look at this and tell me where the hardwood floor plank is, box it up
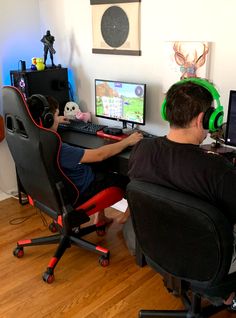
[0,198,234,318]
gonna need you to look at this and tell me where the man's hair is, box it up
[165,81,213,128]
[27,95,59,125]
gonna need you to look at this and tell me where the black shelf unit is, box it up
[10,67,70,114]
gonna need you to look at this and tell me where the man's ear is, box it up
[196,112,205,129]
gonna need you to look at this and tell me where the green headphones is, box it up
[160,78,224,132]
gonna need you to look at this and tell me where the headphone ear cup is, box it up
[203,106,224,132]
[203,107,214,130]
[161,99,167,121]
[42,111,54,128]
[31,95,54,128]
[209,107,224,132]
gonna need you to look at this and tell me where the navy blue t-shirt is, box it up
[59,143,94,194]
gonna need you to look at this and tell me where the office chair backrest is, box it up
[2,86,79,212]
[127,180,234,288]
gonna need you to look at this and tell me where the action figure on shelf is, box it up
[41,30,56,68]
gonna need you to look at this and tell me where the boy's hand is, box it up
[58,116,70,124]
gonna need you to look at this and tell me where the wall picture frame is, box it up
[162,41,211,92]
[90,0,141,56]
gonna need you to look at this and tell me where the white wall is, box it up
[1,0,236,192]
[38,0,236,136]
[0,0,41,193]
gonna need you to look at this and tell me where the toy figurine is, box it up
[41,30,56,68]
[35,58,45,71]
[31,57,37,70]
[31,57,45,71]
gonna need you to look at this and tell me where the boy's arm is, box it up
[80,132,143,163]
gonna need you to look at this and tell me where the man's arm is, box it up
[80,132,143,163]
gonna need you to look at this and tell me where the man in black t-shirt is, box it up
[128,78,236,308]
[129,79,236,222]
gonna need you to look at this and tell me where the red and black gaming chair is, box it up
[2,86,124,283]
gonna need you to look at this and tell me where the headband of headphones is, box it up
[31,94,49,107]
[30,94,54,128]
[161,78,224,132]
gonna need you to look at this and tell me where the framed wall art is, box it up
[90,0,141,56]
[162,41,211,92]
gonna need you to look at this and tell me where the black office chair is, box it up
[126,180,236,318]
[3,86,124,283]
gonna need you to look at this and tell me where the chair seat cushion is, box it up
[76,186,124,216]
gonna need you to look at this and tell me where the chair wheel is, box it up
[167,288,180,297]
[99,255,109,267]
[13,247,24,258]
[49,222,58,233]
[42,271,55,284]
[96,224,106,236]
[96,228,106,236]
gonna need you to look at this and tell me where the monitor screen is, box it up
[225,90,236,147]
[95,79,146,127]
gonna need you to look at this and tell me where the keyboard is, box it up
[59,120,107,135]
[126,129,157,138]
[140,131,157,138]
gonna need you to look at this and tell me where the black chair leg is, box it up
[136,239,147,267]
[16,234,61,247]
[139,293,203,318]
[13,234,61,258]
[43,235,71,283]
[139,310,188,317]
[70,236,110,263]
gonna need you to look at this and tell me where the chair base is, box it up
[139,306,227,318]
[139,292,227,318]
[13,222,110,283]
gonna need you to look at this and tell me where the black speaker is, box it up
[10,68,70,115]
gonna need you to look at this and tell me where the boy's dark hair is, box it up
[165,81,213,128]
[27,95,59,125]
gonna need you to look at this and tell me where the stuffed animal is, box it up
[64,101,91,122]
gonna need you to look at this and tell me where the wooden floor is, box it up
[0,198,234,318]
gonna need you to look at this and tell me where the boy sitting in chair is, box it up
[27,94,143,225]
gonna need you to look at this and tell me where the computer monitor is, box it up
[95,79,146,129]
[225,90,236,147]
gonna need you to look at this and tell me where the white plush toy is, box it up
[64,101,91,123]
[64,101,81,120]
